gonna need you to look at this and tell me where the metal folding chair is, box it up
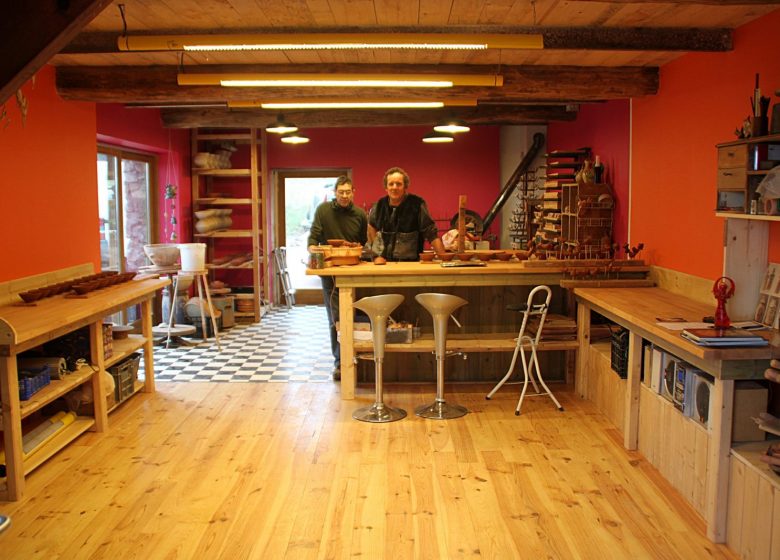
[486,285,564,415]
[272,247,295,308]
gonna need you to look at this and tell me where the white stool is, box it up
[486,285,563,415]
[414,293,468,419]
[166,271,222,351]
[352,294,407,423]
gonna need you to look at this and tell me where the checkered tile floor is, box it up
[148,305,335,382]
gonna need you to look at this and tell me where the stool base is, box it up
[415,401,468,420]
[352,404,407,423]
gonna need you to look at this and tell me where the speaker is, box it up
[690,371,715,428]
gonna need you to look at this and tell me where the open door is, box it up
[273,169,350,305]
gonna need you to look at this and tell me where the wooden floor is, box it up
[1,382,739,559]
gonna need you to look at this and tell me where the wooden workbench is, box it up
[309,261,578,399]
[0,274,169,500]
[574,286,776,543]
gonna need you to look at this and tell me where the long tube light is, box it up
[119,33,543,52]
[177,73,503,88]
[228,98,477,109]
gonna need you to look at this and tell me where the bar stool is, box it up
[352,294,407,423]
[414,293,468,419]
[486,285,563,415]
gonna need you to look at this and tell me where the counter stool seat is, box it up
[414,293,469,420]
[352,294,407,423]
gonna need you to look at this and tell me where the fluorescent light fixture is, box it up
[422,131,455,144]
[434,119,470,133]
[119,33,543,52]
[280,132,310,144]
[228,98,477,110]
[178,73,503,88]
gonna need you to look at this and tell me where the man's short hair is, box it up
[334,175,352,190]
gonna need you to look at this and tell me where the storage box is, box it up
[108,353,140,404]
[18,364,51,400]
[610,327,629,378]
[732,381,768,442]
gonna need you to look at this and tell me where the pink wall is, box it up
[96,104,192,242]
[266,125,501,238]
[547,100,631,248]
[0,66,98,281]
[632,9,780,278]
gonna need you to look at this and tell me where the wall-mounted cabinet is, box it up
[191,128,267,322]
[716,132,780,215]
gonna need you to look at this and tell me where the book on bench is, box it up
[681,327,769,347]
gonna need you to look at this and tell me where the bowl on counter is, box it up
[437,252,455,262]
[143,244,180,267]
[476,252,493,261]
[419,251,435,262]
[494,252,512,261]
[457,252,473,261]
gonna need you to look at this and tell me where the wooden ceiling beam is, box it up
[0,0,113,105]
[160,105,578,129]
[55,64,658,103]
[61,25,731,55]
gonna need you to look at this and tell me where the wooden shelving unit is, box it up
[0,272,168,500]
[716,132,780,214]
[191,128,268,322]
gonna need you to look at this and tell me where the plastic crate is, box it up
[19,364,51,400]
[108,353,141,403]
[610,327,629,379]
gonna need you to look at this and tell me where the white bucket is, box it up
[178,243,206,271]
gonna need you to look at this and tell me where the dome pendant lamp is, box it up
[433,118,470,134]
[265,114,299,134]
[422,130,455,144]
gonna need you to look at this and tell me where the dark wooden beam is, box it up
[160,105,578,129]
[62,25,732,55]
[0,0,113,105]
[55,64,658,104]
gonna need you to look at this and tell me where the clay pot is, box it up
[419,252,435,262]
[457,252,473,261]
[437,252,455,261]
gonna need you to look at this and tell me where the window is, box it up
[97,146,158,323]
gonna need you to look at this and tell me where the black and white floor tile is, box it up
[148,305,335,383]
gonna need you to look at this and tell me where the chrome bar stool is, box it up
[352,294,407,423]
[414,293,469,419]
[486,285,563,415]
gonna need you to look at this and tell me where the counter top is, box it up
[0,277,170,352]
[574,286,776,378]
[306,260,565,277]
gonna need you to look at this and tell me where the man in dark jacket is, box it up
[367,167,444,261]
[307,176,367,380]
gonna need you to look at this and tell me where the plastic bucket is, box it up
[178,243,206,271]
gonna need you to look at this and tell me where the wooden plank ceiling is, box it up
[5,0,780,128]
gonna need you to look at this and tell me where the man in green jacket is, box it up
[307,176,368,380]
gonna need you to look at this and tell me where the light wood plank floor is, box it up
[1,382,739,559]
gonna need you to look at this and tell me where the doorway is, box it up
[274,169,350,304]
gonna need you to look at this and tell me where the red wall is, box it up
[266,125,501,238]
[96,104,192,242]
[547,100,631,248]
[0,66,98,282]
[632,9,780,278]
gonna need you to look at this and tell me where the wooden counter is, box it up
[0,276,169,500]
[310,261,578,399]
[574,286,775,543]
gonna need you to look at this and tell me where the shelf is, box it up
[193,168,252,177]
[353,333,579,353]
[716,212,780,222]
[18,365,94,420]
[731,441,780,490]
[195,197,253,205]
[717,132,780,148]
[194,230,255,238]
[108,380,145,413]
[22,416,95,475]
[106,334,145,368]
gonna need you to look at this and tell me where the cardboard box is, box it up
[732,381,768,442]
